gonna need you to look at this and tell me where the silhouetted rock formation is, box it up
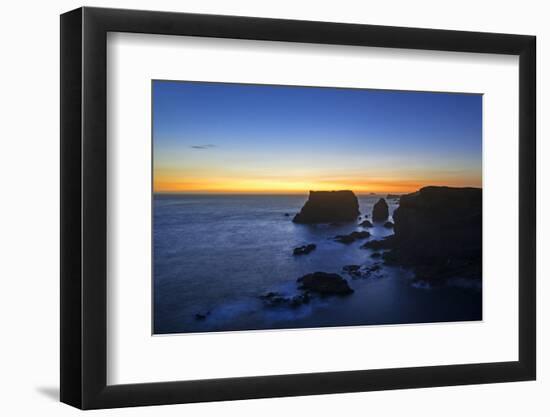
[384,186,482,284]
[386,194,401,200]
[293,244,316,255]
[359,219,373,228]
[297,272,353,295]
[333,230,370,244]
[293,191,360,224]
[372,198,389,222]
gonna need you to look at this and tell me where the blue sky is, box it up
[152,80,482,194]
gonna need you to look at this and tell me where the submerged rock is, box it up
[291,293,311,306]
[342,264,362,278]
[260,291,281,299]
[293,243,317,255]
[194,311,211,321]
[293,190,360,224]
[342,263,384,279]
[260,291,311,308]
[359,219,373,228]
[297,272,353,295]
[372,198,389,222]
[342,264,361,272]
[333,230,370,244]
[361,237,394,250]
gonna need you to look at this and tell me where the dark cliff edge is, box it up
[377,186,482,284]
[293,190,360,224]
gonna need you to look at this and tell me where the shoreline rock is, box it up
[342,263,384,279]
[297,272,353,295]
[260,291,311,308]
[293,244,316,255]
[361,237,394,251]
[333,230,370,244]
[359,219,373,228]
[342,264,362,278]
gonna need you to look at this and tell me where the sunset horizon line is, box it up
[153,184,483,196]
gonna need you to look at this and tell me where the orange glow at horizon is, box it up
[153,175,482,194]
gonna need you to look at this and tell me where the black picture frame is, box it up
[60,6,536,410]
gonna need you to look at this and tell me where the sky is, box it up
[152,80,482,194]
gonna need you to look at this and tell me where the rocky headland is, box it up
[368,186,482,284]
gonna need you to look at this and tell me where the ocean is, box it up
[153,194,482,334]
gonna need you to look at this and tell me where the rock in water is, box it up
[359,219,373,228]
[342,264,362,278]
[293,244,316,255]
[333,230,370,244]
[194,311,211,320]
[372,198,389,222]
[260,292,311,308]
[297,272,353,295]
[293,190,360,224]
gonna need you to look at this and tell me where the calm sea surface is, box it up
[153,194,481,334]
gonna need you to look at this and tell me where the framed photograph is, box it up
[60,7,536,409]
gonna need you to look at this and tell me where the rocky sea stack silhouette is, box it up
[293,190,360,224]
[372,198,389,222]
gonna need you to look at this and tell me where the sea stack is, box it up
[293,190,360,224]
[372,198,389,222]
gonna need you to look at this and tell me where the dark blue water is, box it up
[153,194,481,334]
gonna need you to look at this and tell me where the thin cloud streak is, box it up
[190,144,216,149]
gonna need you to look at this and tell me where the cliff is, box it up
[385,186,482,283]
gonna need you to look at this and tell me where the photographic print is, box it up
[152,80,482,335]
